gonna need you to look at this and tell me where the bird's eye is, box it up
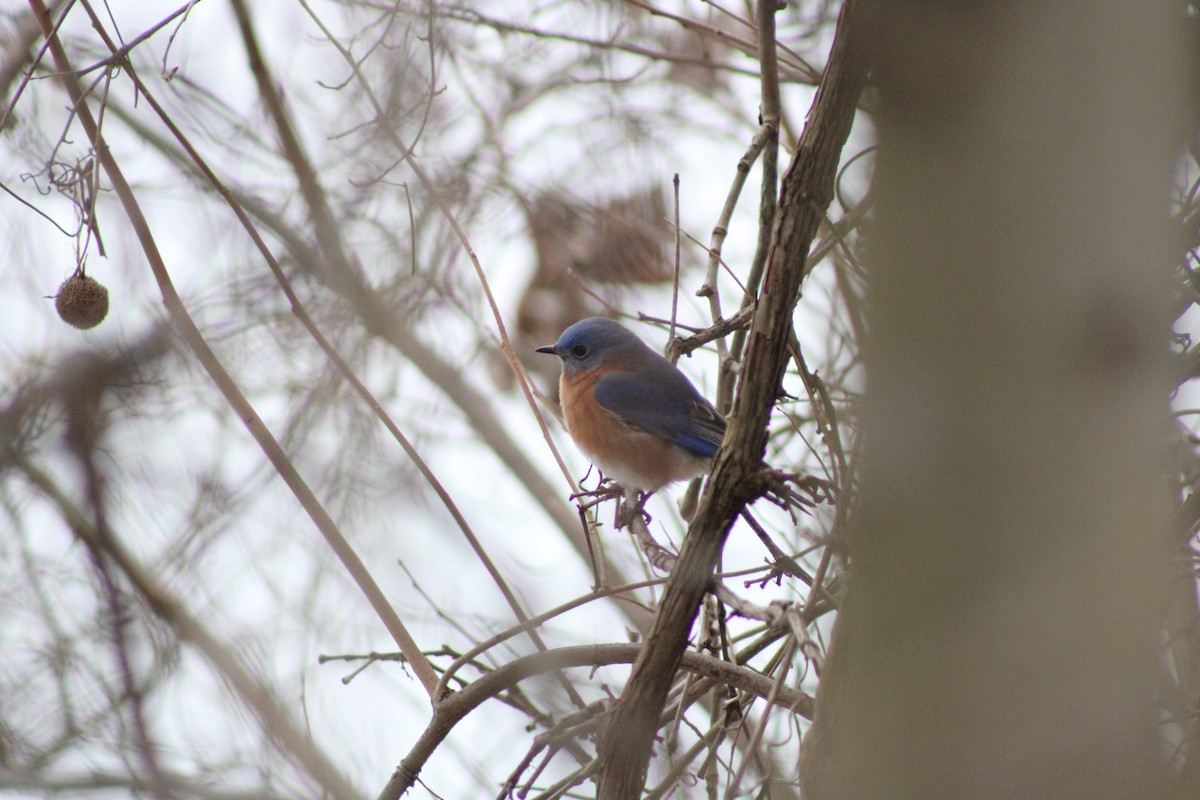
[570,344,589,358]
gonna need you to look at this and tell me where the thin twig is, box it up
[378,643,813,800]
[33,0,441,700]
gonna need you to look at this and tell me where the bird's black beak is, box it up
[535,345,560,356]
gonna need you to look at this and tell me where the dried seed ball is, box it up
[55,273,109,330]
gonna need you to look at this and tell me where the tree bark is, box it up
[801,3,1187,798]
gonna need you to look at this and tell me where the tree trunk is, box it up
[801,3,1187,798]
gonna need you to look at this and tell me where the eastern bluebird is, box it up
[536,317,727,493]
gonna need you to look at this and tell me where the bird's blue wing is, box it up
[593,367,726,459]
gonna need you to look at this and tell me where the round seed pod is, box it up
[54,273,109,330]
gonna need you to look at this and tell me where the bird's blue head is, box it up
[535,317,650,375]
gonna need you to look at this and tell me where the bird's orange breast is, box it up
[558,365,711,491]
[559,365,620,463]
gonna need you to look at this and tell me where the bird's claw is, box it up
[570,480,625,511]
[571,482,652,530]
[614,491,653,529]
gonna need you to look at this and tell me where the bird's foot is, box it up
[570,480,625,513]
[615,490,653,530]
